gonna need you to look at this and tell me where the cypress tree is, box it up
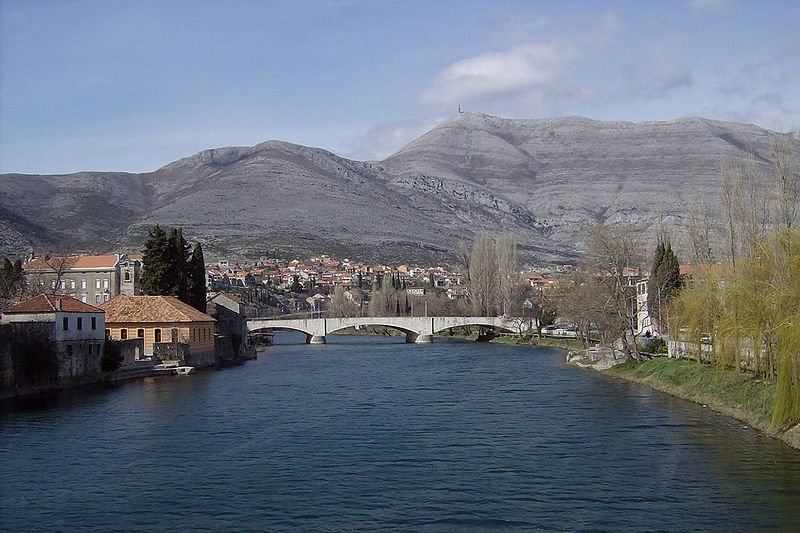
[141,225,172,295]
[168,227,191,300]
[188,242,207,312]
[647,239,682,331]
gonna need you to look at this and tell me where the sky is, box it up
[1,0,799,174]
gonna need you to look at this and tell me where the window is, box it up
[120,329,127,340]
[154,329,162,343]
[81,295,87,303]
[81,279,87,289]
[62,317,69,330]
[70,280,76,289]
[60,280,66,289]
[103,294,109,302]
[124,270,131,282]
[95,294,101,304]
[77,317,83,331]
[137,328,144,338]
[91,317,97,330]
[103,279,109,289]
[95,279,101,289]
[51,281,56,289]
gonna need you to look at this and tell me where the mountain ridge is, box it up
[2,113,797,265]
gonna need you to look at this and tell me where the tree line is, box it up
[671,136,800,427]
[140,225,206,312]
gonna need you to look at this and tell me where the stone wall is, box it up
[0,322,107,398]
[153,341,190,363]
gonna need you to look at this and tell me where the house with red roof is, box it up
[23,253,142,305]
[100,294,216,367]
[1,294,107,389]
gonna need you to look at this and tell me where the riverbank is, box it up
[581,354,800,451]
[491,334,800,450]
[491,333,586,351]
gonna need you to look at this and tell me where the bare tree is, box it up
[45,255,77,296]
[330,285,357,317]
[468,232,498,316]
[686,194,715,266]
[582,224,643,360]
[771,135,800,230]
[720,153,769,268]
[369,272,396,317]
[495,232,519,316]
[720,157,742,270]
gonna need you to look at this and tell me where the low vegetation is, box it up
[603,357,800,449]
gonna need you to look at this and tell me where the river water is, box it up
[2,335,799,532]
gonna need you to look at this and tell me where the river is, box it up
[2,335,799,532]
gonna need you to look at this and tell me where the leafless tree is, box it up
[369,272,396,317]
[720,152,769,268]
[685,194,715,266]
[495,232,519,316]
[45,255,77,296]
[771,135,800,230]
[720,157,743,270]
[582,224,644,360]
[468,232,498,316]
[330,285,357,318]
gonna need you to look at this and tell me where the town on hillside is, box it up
[2,242,677,401]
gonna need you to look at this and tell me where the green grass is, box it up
[605,357,778,431]
[492,334,587,351]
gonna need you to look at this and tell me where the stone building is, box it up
[100,294,216,367]
[23,254,142,305]
[0,294,106,395]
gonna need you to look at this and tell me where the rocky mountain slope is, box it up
[2,113,797,265]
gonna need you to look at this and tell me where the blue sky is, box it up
[2,0,798,174]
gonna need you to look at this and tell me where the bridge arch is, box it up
[247,316,523,344]
[327,318,427,343]
[431,320,518,336]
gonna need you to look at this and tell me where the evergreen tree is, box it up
[1,257,13,297]
[141,225,172,296]
[142,225,202,309]
[648,239,682,331]
[188,242,207,312]
[0,257,23,298]
[168,227,191,300]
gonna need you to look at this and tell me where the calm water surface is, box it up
[2,335,799,532]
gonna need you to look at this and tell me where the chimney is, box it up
[55,298,62,311]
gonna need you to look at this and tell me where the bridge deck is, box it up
[247,316,525,344]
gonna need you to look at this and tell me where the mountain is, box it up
[2,113,797,265]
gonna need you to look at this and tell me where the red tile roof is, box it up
[24,254,119,271]
[3,294,104,314]
[100,295,215,324]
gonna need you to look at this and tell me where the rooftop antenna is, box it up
[458,105,463,113]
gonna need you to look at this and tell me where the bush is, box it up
[642,336,668,354]
[102,338,124,372]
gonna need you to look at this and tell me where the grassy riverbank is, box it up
[495,334,800,450]
[491,334,586,351]
[603,357,800,450]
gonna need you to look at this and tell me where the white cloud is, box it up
[416,43,581,114]
[342,117,443,161]
[618,62,694,99]
[688,0,739,15]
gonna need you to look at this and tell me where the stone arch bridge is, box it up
[247,316,524,344]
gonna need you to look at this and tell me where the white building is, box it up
[1,294,106,380]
